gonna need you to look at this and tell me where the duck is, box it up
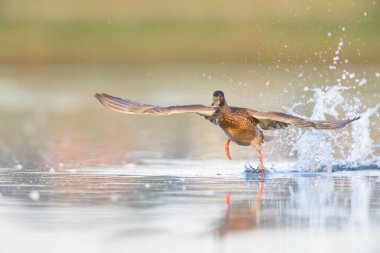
[95,91,359,171]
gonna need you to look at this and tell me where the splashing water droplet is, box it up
[358,79,367,86]
[348,105,380,164]
[285,38,380,172]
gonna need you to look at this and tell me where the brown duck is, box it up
[95,91,359,171]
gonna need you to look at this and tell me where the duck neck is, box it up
[219,102,231,113]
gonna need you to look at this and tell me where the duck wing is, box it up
[95,93,217,117]
[246,110,359,130]
[199,114,218,125]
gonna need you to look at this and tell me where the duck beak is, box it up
[212,97,220,106]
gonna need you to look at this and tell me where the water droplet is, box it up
[358,78,367,86]
[29,191,40,201]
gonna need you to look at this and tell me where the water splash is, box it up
[346,104,380,165]
[285,39,380,172]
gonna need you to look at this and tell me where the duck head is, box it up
[212,90,226,106]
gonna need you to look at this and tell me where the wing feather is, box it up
[247,110,359,130]
[95,93,217,116]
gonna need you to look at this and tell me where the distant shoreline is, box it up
[0,19,379,64]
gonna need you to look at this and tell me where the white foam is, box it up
[285,39,380,172]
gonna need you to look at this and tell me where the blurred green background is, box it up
[0,0,379,64]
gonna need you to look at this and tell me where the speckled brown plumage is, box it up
[215,106,263,147]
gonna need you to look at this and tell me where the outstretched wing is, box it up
[95,93,217,117]
[246,110,360,131]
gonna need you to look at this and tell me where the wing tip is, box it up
[95,93,116,103]
[94,93,115,109]
[348,116,360,123]
[94,92,106,102]
[94,92,105,100]
[95,92,111,97]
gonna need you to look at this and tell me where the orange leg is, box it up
[253,166,265,211]
[225,139,232,160]
[258,151,265,172]
[258,163,264,195]
[225,192,230,207]
[254,150,265,210]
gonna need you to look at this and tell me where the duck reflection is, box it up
[217,170,265,235]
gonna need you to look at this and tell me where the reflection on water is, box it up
[0,64,379,252]
[0,165,379,253]
[217,170,264,235]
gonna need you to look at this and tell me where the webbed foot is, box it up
[244,163,261,173]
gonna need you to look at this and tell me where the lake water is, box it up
[0,64,379,252]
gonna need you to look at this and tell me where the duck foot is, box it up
[244,163,261,173]
[243,163,274,174]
